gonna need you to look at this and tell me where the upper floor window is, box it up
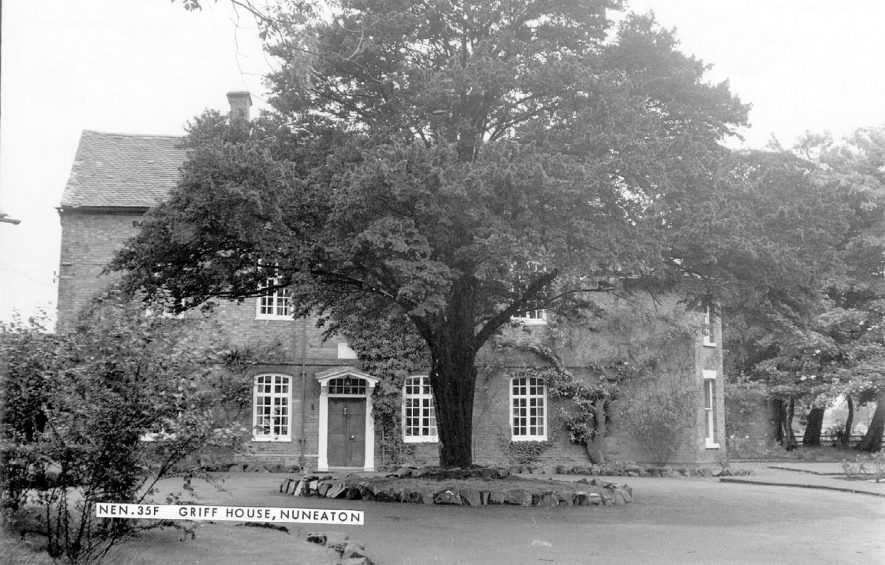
[703,370,720,448]
[403,375,437,443]
[703,307,716,347]
[511,261,549,326]
[256,277,292,320]
[253,374,291,442]
[513,309,548,325]
[510,376,547,440]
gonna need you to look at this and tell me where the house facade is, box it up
[56,92,726,471]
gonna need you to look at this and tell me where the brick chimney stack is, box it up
[226,91,253,121]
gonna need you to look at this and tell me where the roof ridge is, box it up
[81,129,185,140]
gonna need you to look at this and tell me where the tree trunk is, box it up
[786,399,797,449]
[803,406,825,447]
[773,399,784,445]
[841,395,854,449]
[773,398,797,450]
[586,397,607,465]
[856,389,885,453]
[425,279,480,468]
[429,353,476,468]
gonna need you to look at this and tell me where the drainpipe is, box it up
[299,316,308,469]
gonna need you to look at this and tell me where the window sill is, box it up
[255,315,294,321]
[403,436,439,444]
[512,318,548,326]
[511,436,548,442]
[252,437,292,443]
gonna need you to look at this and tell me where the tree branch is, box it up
[474,269,558,346]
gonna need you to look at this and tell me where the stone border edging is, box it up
[719,477,885,497]
[280,472,634,508]
[767,465,880,477]
[767,466,838,475]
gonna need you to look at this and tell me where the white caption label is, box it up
[95,503,364,525]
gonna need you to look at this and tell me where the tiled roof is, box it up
[60,130,187,208]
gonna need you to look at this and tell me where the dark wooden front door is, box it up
[328,398,366,467]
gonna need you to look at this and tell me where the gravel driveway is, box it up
[128,471,885,565]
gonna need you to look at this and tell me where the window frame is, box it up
[255,276,293,320]
[510,376,548,441]
[703,370,720,448]
[252,373,292,442]
[402,375,438,443]
[510,261,549,326]
[513,308,548,326]
[327,376,368,396]
[702,307,716,347]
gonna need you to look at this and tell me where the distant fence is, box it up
[794,434,885,449]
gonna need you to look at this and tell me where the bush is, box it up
[619,376,698,466]
[498,437,553,466]
[1,300,246,563]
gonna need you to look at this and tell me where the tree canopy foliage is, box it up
[114,0,859,465]
[723,127,885,450]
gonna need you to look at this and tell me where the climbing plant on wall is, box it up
[497,302,700,465]
[331,310,429,465]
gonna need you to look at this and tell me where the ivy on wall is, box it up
[496,434,554,466]
[496,302,701,464]
[336,312,430,466]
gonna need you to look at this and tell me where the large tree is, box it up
[114,1,839,467]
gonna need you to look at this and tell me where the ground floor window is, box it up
[253,374,291,441]
[510,376,547,440]
[703,370,719,448]
[403,375,437,442]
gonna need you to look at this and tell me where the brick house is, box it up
[57,92,726,471]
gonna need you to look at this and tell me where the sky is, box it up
[2,0,885,327]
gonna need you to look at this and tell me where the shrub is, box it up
[1,299,246,563]
[842,452,885,482]
[619,376,699,466]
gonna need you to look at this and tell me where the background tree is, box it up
[822,127,885,452]
[723,128,885,452]
[115,0,844,467]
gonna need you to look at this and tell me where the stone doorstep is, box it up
[281,474,633,508]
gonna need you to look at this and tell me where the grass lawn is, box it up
[729,443,881,462]
[102,523,340,565]
[1,537,56,565]
[2,475,351,565]
[3,518,342,565]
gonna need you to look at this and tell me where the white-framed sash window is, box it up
[402,375,438,443]
[514,309,548,325]
[256,277,292,320]
[510,376,547,440]
[703,370,720,448]
[253,374,292,441]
